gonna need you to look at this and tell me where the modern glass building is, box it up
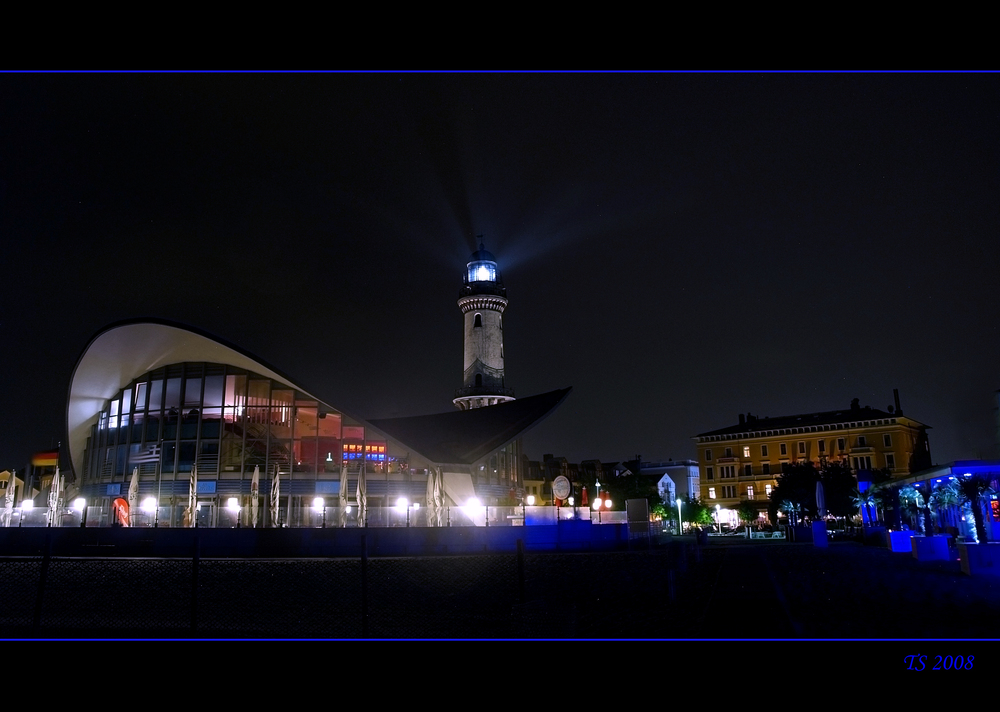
[68,320,569,527]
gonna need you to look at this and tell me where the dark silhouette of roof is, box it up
[369,388,572,465]
[696,405,928,438]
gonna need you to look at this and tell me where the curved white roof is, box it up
[67,322,343,478]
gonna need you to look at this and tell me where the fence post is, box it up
[32,529,53,635]
[361,533,369,637]
[191,534,200,633]
[516,538,525,605]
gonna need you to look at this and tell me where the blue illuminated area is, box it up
[467,261,496,283]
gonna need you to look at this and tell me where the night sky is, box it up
[2,73,998,472]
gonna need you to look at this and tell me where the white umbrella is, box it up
[270,467,280,527]
[48,468,61,526]
[816,480,826,518]
[426,467,444,527]
[356,459,367,527]
[339,463,348,527]
[188,465,198,527]
[250,465,260,528]
[127,468,139,527]
[3,470,14,527]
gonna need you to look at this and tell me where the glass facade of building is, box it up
[81,362,408,526]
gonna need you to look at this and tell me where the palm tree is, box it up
[852,486,877,525]
[929,481,961,534]
[899,486,923,533]
[953,475,996,544]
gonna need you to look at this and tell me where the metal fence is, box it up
[0,537,687,638]
[3,505,629,529]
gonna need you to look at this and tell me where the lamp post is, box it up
[142,497,157,528]
[716,504,722,534]
[227,497,241,528]
[74,497,87,528]
[312,497,326,528]
[676,498,682,535]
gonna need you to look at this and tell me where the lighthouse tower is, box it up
[453,242,515,411]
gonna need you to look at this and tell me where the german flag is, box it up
[32,449,59,467]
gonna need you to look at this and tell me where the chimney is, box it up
[894,389,902,416]
[738,414,745,425]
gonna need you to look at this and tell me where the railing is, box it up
[1,505,633,528]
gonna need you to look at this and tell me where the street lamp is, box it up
[227,497,241,528]
[312,497,326,528]
[715,504,722,534]
[396,497,409,527]
[74,497,87,528]
[676,498,682,535]
[142,496,157,528]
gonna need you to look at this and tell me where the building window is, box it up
[838,438,845,451]
[883,434,892,447]
[818,440,826,453]
[721,465,736,479]
[762,463,770,475]
[853,456,872,471]
[706,467,714,480]
[885,453,896,469]
[780,443,787,456]
[747,485,754,500]
[705,450,712,462]
[798,442,806,455]
[858,436,867,447]
[743,446,750,458]
[744,464,752,476]
[709,487,716,499]
[725,447,733,457]
[765,484,772,497]
[722,485,736,498]
[761,445,768,457]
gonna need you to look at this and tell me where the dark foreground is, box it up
[1,539,997,638]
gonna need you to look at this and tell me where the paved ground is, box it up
[2,538,998,638]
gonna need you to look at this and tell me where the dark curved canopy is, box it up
[369,388,572,466]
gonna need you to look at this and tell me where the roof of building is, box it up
[695,404,929,439]
[68,320,570,476]
[468,243,496,263]
[369,388,572,466]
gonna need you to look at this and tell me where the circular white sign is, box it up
[552,476,571,500]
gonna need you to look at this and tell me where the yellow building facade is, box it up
[693,399,931,516]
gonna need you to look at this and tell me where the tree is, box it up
[736,501,759,528]
[953,475,996,544]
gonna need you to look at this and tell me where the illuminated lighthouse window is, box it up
[468,262,496,283]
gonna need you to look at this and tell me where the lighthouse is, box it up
[453,242,515,410]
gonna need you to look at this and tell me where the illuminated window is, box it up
[765,484,772,497]
[708,487,716,499]
[747,486,754,500]
[743,446,750,458]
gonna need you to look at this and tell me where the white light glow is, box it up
[312,497,324,511]
[73,498,86,512]
[526,495,535,505]
[592,499,602,510]
[227,497,240,512]
[395,497,408,512]
[141,497,157,513]
[20,500,34,511]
